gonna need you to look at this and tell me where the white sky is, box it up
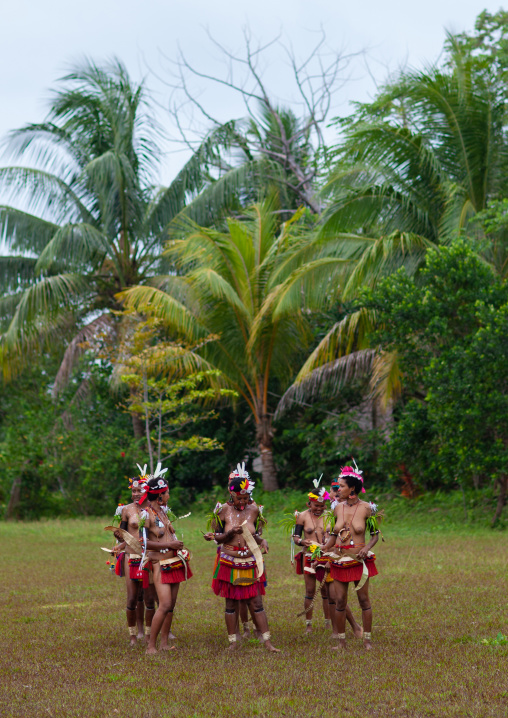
[1,1,504,184]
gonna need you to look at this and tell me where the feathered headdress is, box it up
[137,461,169,503]
[228,462,255,495]
[338,459,365,493]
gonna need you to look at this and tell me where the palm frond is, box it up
[275,349,375,418]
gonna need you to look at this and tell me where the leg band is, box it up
[362,606,372,611]
[305,620,312,627]
[167,608,173,613]
[225,609,236,614]
[254,608,265,614]
[304,595,314,601]
[144,626,151,635]
[335,607,346,612]
[337,633,346,639]
[128,626,137,636]
[364,632,372,640]
[262,632,271,641]
[228,634,237,643]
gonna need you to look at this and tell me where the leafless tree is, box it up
[150,28,360,217]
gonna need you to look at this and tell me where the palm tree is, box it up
[0,59,234,434]
[277,39,508,417]
[119,198,348,490]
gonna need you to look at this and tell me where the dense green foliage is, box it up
[1,11,508,523]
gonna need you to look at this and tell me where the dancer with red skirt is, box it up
[141,466,192,655]
[322,463,380,651]
[208,465,280,652]
[113,468,156,646]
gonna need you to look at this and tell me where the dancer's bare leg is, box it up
[303,572,316,634]
[331,580,348,650]
[321,582,331,629]
[146,567,177,655]
[248,595,281,653]
[125,570,140,647]
[143,584,156,644]
[159,584,179,651]
[225,599,240,651]
[239,601,250,638]
[135,584,145,639]
[355,579,373,650]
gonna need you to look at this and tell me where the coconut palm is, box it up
[0,59,240,423]
[276,40,508,417]
[119,197,348,490]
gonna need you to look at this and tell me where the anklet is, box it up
[337,633,346,639]
[305,620,312,627]
[144,626,151,635]
[128,626,137,636]
[262,631,271,641]
[364,632,372,640]
[228,634,237,643]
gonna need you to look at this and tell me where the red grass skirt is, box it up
[128,556,143,582]
[330,555,378,583]
[160,557,193,584]
[212,553,266,600]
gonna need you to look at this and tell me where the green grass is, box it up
[0,506,507,717]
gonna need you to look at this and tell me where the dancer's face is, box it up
[231,493,249,511]
[337,478,354,501]
[308,500,325,516]
[131,486,143,503]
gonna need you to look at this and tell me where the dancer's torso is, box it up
[220,503,258,558]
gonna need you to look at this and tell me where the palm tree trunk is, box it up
[492,474,507,527]
[256,413,279,491]
[5,475,22,519]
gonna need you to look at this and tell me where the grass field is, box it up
[0,506,507,718]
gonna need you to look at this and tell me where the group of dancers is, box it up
[106,459,381,654]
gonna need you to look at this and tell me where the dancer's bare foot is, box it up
[305,623,313,634]
[167,631,176,640]
[364,638,373,651]
[332,638,347,650]
[255,630,264,643]
[137,631,144,640]
[161,644,176,652]
[264,640,281,653]
[242,624,251,639]
[145,646,158,655]
[227,642,239,651]
[129,635,137,648]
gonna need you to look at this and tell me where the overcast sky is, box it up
[2,1,504,183]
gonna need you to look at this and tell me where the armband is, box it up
[330,531,338,537]
[293,524,303,538]
[120,520,128,531]
[370,530,380,536]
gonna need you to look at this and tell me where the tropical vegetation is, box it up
[1,10,508,525]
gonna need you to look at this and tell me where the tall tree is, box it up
[0,59,234,424]
[278,18,508,417]
[119,198,348,490]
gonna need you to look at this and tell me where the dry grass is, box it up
[0,515,507,718]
